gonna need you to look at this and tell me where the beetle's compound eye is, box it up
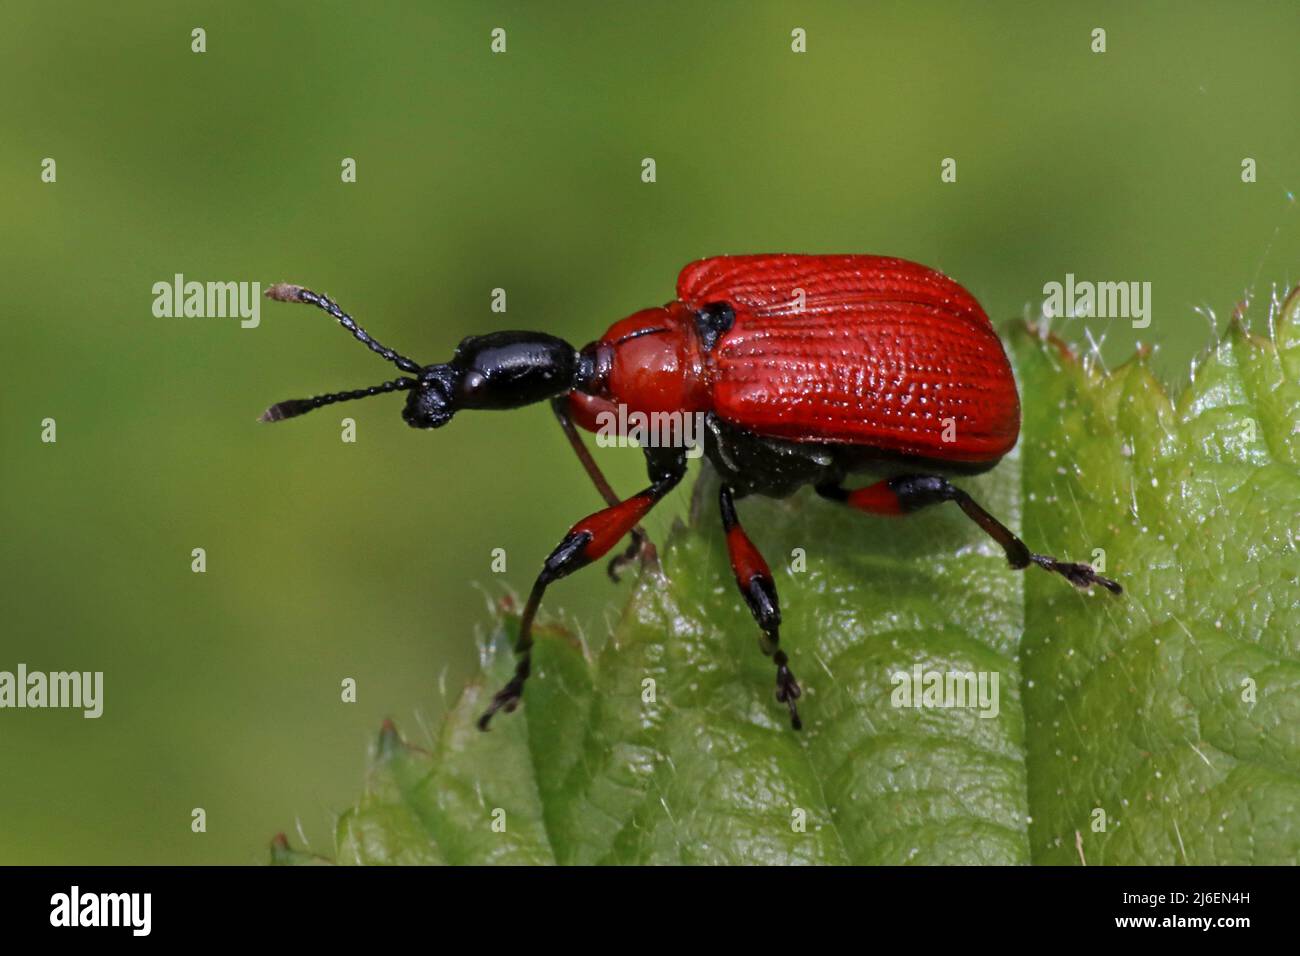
[459,370,488,401]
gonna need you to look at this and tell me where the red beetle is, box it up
[261,254,1120,730]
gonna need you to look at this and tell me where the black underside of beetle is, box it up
[702,413,1000,499]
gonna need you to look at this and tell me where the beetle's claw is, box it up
[1032,554,1123,595]
[477,678,524,731]
[606,529,658,583]
[606,547,634,583]
[774,652,803,731]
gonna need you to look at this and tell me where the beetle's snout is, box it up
[402,364,458,429]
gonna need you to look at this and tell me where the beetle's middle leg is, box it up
[720,484,802,730]
[551,396,657,582]
[816,475,1122,594]
[478,447,686,730]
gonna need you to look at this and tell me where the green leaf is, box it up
[273,293,1300,865]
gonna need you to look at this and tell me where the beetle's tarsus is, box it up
[477,676,525,731]
[607,529,659,582]
[606,530,643,582]
[1031,554,1123,595]
[774,651,803,730]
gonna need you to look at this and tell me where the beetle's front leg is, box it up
[478,447,686,730]
[816,475,1122,594]
[720,484,802,730]
[550,397,658,582]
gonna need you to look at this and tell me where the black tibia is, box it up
[478,446,687,730]
[818,474,1123,595]
[719,484,803,730]
[549,397,656,582]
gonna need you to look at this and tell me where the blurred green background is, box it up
[2,1,1297,864]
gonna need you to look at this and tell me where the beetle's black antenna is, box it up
[260,377,417,422]
[265,284,422,374]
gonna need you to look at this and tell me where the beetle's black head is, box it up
[400,364,457,429]
[258,285,588,429]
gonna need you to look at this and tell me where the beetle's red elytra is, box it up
[261,254,1121,731]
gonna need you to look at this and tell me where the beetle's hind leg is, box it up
[815,475,1122,594]
[720,484,802,730]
